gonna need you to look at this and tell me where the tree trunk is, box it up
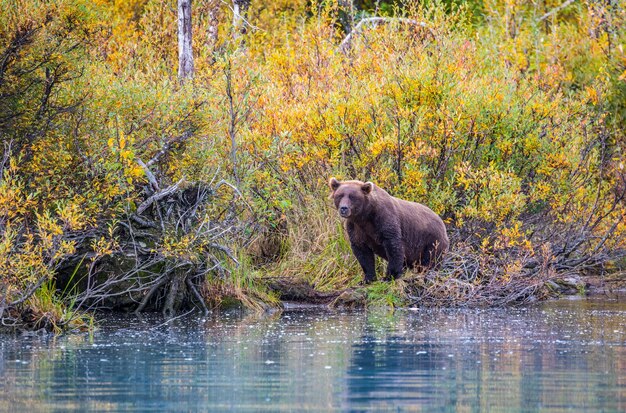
[232,0,250,40]
[178,0,194,81]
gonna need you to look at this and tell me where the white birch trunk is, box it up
[232,0,250,40]
[178,0,194,81]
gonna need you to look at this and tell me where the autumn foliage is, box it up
[1,0,625,328]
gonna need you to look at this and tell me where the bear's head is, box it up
[329,178,374,219]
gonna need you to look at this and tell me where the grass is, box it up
[204,251,282,311]
[25,280,93,333]
[260,198,363,292]
[365,281,408,308]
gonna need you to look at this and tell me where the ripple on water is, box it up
[1,298,625,412]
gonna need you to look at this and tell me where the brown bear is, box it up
[329,178,449,283]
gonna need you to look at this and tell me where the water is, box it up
[1,297,625,412]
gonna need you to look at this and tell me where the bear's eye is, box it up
[348,194,355,201]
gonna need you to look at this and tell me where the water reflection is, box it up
[0,297,625,412]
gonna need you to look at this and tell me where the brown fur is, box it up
[329,178,449,283]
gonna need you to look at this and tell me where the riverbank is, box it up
[267,271,626,309]
[3,267,624,335]
[2,1,625,335]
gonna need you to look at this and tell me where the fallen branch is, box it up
[135,177,185,215]
[146,131,192,167]
[129,214,159,229]
[136,130,194,193]
[265,277,343,304]
[208,243,240,266]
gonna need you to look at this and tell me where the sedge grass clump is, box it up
[259,198,363,292]
[208,251,281,312]
[14,281,93,334]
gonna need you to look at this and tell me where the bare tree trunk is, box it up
[178,0,194,81]
[232,0,250,40]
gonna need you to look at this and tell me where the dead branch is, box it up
[186,276,209,314]
[129,214,159,229]
[136,158,160,192]
[135,273,170,314]
[59,172,245,316]
[0,139,11,176]
[208,243,239,266]
[537,0,577,23]
[135,177,185,215]
[338,17,434,53]
[215,179,243,197]
[147,131,192,167]
[266,277,343,304]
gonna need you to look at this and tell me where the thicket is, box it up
[1,0,625,330]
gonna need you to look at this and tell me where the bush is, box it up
[1,0,625,329]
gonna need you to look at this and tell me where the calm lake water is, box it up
[1,297,625,412]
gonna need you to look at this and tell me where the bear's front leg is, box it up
[350,243,376,284]
[382,237,404,280]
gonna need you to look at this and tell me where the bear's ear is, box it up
[329,177,340,191]
[361,182,373,194]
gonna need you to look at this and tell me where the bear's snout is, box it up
[339,206,350,217]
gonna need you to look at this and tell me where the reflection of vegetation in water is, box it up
[1,302,626,410]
